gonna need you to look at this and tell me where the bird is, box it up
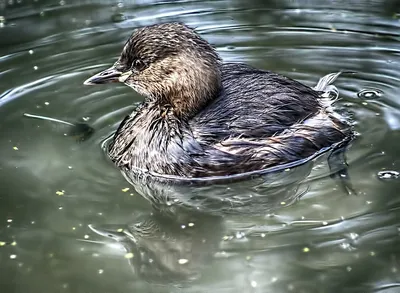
[84,22,353,178]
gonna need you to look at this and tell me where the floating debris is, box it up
[121,187,130,192]
[303,247,310,253]
[377,170,399,180]
[23,113,95,142]
[0,241,6,246]
[13,146,18,151]
[28,49,33,54]
[56,190,65,196]
[10,254,17,259]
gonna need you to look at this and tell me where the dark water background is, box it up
[1,0,400,292]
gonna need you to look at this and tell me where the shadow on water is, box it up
[1,0,400,293]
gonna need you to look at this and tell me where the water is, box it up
[1,0,400,292]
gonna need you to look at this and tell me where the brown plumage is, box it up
[84,22,353,178]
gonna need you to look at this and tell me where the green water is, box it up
[1,0,400,292]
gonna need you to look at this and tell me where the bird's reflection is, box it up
[90,209,223,283]
[90,144,352,283]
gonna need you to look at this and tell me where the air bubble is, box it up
[377,170,399,180]
[357,89,383,99]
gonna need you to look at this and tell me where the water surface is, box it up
[1,1,400,292]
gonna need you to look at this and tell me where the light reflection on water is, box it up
[1,0,400,292]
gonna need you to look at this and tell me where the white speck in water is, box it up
[271,277,278,283]
[98,269,104,274]
[377,170,399,180]
[59,0,65,5]
[346,266,352,272]
[124,253,134,259]
[261,233,266,238]
[188,222,194,227]
[58,206,63,210]
[92,253,99,257]
[84,235,89,239]
[250,281,257,288]
[31,221,35,224]
[117,2,124,8]
[235,231,245,239]
[288,284,295,291]
[82,116,90,121]
[33,66,38,70]
[178,258,189,265]
[181,225,186,229]
[0,16,5,28]
[349,233,358,240]
[44,102,49,105]
[10,254,17,259]
[68,166,72,169]
[28,49,33,54]
[7,219,12,223]
[322,221,328,226]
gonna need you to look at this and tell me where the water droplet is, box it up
[377,170,399,180]
[357,89,383,99]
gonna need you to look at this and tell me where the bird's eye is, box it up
[133,59,145,71]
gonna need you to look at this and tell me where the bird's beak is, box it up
[83,66,132,85]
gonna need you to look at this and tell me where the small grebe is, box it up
[84,22,352,178]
